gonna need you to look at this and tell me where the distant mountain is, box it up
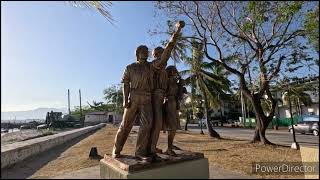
[1,108,68,121]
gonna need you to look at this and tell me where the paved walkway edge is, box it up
[1,123,106,169]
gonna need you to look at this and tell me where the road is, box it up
[187,124,319,148]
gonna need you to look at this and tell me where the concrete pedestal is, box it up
[100,150,209,179]
[300,147,319,179]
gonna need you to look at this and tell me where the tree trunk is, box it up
[203,90,221,138]
[298,102,302,116]
[294,98,299,116]
[184,121,188,131]
[249,95,273,145]
[251,116,272,144]
[252,127,260,142]
[220,104,224,127]
[206,119,221,138]
[184,114,189,131]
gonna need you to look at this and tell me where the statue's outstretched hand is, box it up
[175,21,185,30]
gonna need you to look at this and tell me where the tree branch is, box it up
[268,55,285,80]
[266,16,293,50]
[216,3,256,51]
[264,29,304,65]
[179,3,204,39]
[203,39,242,77]
[265,88,276,121]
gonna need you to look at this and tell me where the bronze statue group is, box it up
[111,21,186,162]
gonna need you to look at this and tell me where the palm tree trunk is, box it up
[184,110,189,131]
[219,94,224,126]
[191,78,196,123]
[202,89,220,138]
[297,98,302,116]
[184,120,188,130]
[294,98,299,116]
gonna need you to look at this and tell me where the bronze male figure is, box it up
[112,21,185,161]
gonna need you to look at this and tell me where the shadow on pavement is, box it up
[219,137,248,142]
[203,148,228,152]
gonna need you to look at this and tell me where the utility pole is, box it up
[240,90,246,127]
[218,93,224,126]
[275,90,280,130]
[244,98,247,127]
[114,84,119,125]
[199,99,204,135]
[68,89,71,115]
[79,89,83,126]
[289,92,299,149]
[287,81,300,150]
[116,84,119,113]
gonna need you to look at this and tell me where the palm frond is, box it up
[201,61,215,70]
[184,76,192,85]
[179,69,192,75]
[198,78,220,108]
[298,92,313,106]
[200,71,230,89]
[69,1,115,25]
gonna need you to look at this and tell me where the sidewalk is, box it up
[53,164,256,179]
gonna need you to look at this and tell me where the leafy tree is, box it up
[304,3,319,53]
[103,84,124,113]
[87,100,114,112]
[179,95,193,131]
[154,1,318,144]
[281,79,314,116]
[180,39,231,138]
[71,105,92,118]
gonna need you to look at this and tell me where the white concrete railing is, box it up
[1,123,106,169]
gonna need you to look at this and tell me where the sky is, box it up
[1,1,318,112]
[2,1,183,112]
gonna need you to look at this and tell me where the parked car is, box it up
[227,119,240,127]
[211,119,225,126]
[288,121,319,136]
[198,118,207,127]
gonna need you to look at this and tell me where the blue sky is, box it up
[2,1,318,112]
[2,1,183,111]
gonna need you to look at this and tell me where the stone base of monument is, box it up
[100,150,209,179]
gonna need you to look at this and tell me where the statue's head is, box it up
[152,46,164,59]
[152,46,167,69]
[166,65,179,77]
[135,45,149,63]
